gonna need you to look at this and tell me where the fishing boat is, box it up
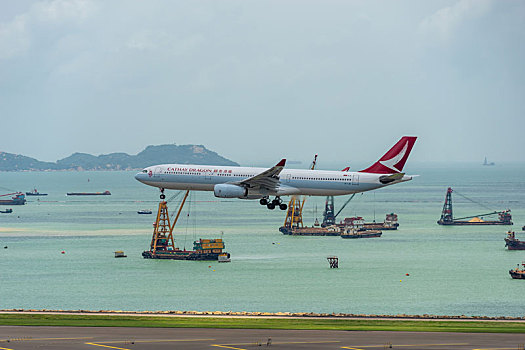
[505,231,525,250]
[25,188,48,196]
[137,209,153,214]
[0,208,13,213]
[67,191,111,196]
[509,262,525,279]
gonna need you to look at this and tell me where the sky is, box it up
[0,0,524,166]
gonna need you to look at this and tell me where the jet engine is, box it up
[213,184,248,198]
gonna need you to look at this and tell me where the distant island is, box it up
[0,144,239,171]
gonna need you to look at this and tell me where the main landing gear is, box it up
[260,196,287,211]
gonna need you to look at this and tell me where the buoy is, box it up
[61,251,65,254]
[406,273,410,276]
[399,280,402,282]
[212,270,215,272]
[208,265,211,268]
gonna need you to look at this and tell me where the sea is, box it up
[1,163,524,317]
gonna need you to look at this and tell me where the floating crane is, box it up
[321,194,356,227]
[282,154,317,230]
[437,187,512,225]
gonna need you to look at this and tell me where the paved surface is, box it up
[1,326,525,350]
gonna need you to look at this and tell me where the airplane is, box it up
[135,136,417,210]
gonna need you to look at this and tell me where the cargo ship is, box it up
[505,231,525,250]
[67,190,111,196]
[26,188,47,196]
[509,262,525,279]
[437,187,512,225]
[142,238,229,260]
[0,193,26,205]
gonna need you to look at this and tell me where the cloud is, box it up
[0,14,30,59]
[0,0,96,60]
[419,0,493,43]
[32,0,96,23]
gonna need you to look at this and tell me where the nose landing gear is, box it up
[260,196,287,210]
[160,188,166,200]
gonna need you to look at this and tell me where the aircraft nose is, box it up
[135,172,144,182]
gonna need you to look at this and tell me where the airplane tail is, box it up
[359,136,417,174]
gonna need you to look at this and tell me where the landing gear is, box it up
[261,196,287,210]
[160,188,166,200]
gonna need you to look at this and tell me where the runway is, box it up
[1,326,524,350]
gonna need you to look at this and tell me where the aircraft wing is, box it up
[239,159,286,191]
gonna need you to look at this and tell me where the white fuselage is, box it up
[135,164,412,198]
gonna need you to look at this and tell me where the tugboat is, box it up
[25,188,48,196]
[509,262,525,279]
[505,231,525,250]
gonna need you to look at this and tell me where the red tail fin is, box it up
[359,136,417,174]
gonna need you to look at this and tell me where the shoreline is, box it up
[2,309,525,323]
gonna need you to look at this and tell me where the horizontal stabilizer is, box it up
[379,172,405,184]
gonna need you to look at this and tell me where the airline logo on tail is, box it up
[360,136,417,174]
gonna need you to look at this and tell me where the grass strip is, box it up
[0,314,525,333]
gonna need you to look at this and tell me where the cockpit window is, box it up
[142,170,148,173]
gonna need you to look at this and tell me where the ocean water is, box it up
[0,164,524,317]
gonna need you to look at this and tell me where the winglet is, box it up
[276,159,286,167]
[360,136,417,174]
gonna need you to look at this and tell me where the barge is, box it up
[338,213,398,231]
[341,228,382,239]
[279,225,340,236]
[67,191,111,196]
[340,217,382,239]
[505,231,525,250]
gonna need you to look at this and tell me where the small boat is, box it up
[26,188,48,196]
[137,209,153,215]
[114,251,127,258]
[505,231,525,250]
[0,208,13,214]
[509,262,525,279]
[218,252,231,263]
[67,191,111,196]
